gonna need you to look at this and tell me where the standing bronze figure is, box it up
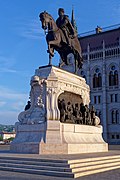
[39,8,83,73]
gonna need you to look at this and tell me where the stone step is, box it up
[0,154,120,179]
[74,165,120,178]
[0,156,67,163]
[68,154,120,164]
[0,158,69,168]
[0,162,71,172]
[0,166,74,178]
[68,155,120,178]
[70,156,120,168]
[72,160,120,173]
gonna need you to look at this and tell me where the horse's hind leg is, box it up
[60,53,68,65]
[78,56,83,69]
[73,51,78,74]
[75,52,83,71]
[75,59,78,74]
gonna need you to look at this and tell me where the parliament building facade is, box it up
[78,25,120,144]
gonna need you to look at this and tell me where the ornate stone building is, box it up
[78,25,120,144]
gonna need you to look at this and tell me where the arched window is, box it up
[111,110,119,124]
[98,73,102,87]
[114,70,118,85]
[109,71,114,86]
[93,74,97,88]
[116,110,119,123]
[109,65,119,86]
[112,110,115,124]
[93,68,102,88]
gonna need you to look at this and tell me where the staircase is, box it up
[68,154,120,178]
[0,156,74,178]
[0,154,120,178]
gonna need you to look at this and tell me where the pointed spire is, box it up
[71,6,78,34]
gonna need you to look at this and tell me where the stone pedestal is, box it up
[40,121,108,154]
[11,120,108,154]
[10,123,46,154]
[10,65,108,154]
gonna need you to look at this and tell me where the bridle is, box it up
[41,13,59,34]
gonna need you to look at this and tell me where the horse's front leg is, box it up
[49,53,52,65]
[47,45,54,65]
[49,38,59,46]
[47,43,54,57]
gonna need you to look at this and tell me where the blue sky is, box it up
[0,0,120,125]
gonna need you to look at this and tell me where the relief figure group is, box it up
[58,99,96,126]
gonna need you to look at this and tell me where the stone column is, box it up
[87,44,90,85]
[46,85,61,121]
[102,40,108,141]
[118,37,120,86]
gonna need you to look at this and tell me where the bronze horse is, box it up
[39,11,83,72]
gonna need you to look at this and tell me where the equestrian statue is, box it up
[39,8,83,73]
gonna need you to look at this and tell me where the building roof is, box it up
[79,25,120,52]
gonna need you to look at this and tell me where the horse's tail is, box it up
[71,37,83,69]
[76,51,83,69]
[79,56,83,69]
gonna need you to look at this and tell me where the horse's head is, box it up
[39,11,52,30]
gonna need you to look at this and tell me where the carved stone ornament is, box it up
[94,116,101,127]
[18,65,91,124]
[18,76,46,125]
